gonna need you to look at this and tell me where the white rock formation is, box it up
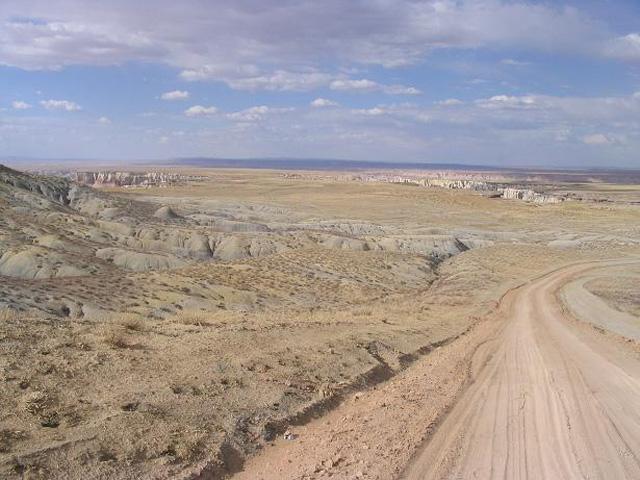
[73,171,205,188]
[501,187,564,204]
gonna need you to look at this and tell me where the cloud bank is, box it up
[1,0,637,91]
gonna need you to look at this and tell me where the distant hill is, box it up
[166,157,501,171]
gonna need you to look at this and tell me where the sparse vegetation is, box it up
[0,167,638,479]
[100,324,134,348]
[115,312,146,332]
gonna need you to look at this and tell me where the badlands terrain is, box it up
[0,164,639,479]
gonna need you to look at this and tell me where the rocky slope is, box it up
[0,164,71,205]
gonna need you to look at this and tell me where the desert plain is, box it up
[0,164,639,479]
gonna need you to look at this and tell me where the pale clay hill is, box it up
[0,165,489,316]
[0,164,639,479]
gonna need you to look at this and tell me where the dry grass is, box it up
[172,309,214,326]
[0,308,24,322]
[93,312,146,348]
[100,324,134,348]
[116,312,146,331]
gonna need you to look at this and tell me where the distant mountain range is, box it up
[165,157,502,171]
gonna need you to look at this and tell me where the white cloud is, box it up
[98,116,111,124]
[184,105,217,117]
[40,99,82,111]
[161,90,189,100]
[227,105,292,122]
[352,107,387,116]
[0,0,630,96]
[179,64,260,82]
[11,101,31,110]
[310,98,339,108]
[501,58,531,66]
[224,71,333,92]
[475,95,537,109]
[582,133,611,145]
[330,79,378,92]
[383,85,421,95]
[228,105,269,122]
[330,79,420,95]
[437,98,463,106]
[605,33,640,61]
[0,17,161,71]
[182,68,333,92]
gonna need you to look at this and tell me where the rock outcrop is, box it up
[501,187,564,204]
[290,170,568,204]
[153,205,180,220]
[73,171,205,188]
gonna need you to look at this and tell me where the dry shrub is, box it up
[101,324,132,349]
[173,310,215,326]
[116,313,145,332]
[95,312,145,348]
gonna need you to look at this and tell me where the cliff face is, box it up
[73,171,203,187]
[501,187,564,204]
[374,175,496,191]
[421,178,495,191]
[364,174,565,202]
[371,174,570,203]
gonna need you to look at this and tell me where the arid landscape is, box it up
[3,1,640,478]
[0,163,638,479]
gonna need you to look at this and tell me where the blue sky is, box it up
[1,1,640,167]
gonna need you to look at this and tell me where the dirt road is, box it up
[230,261,640,480]
[402,261,640,479]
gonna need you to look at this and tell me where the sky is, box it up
[0,0,640,168]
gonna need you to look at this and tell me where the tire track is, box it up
[402,261,640,480]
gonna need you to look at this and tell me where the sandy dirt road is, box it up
[402,261,640,480]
